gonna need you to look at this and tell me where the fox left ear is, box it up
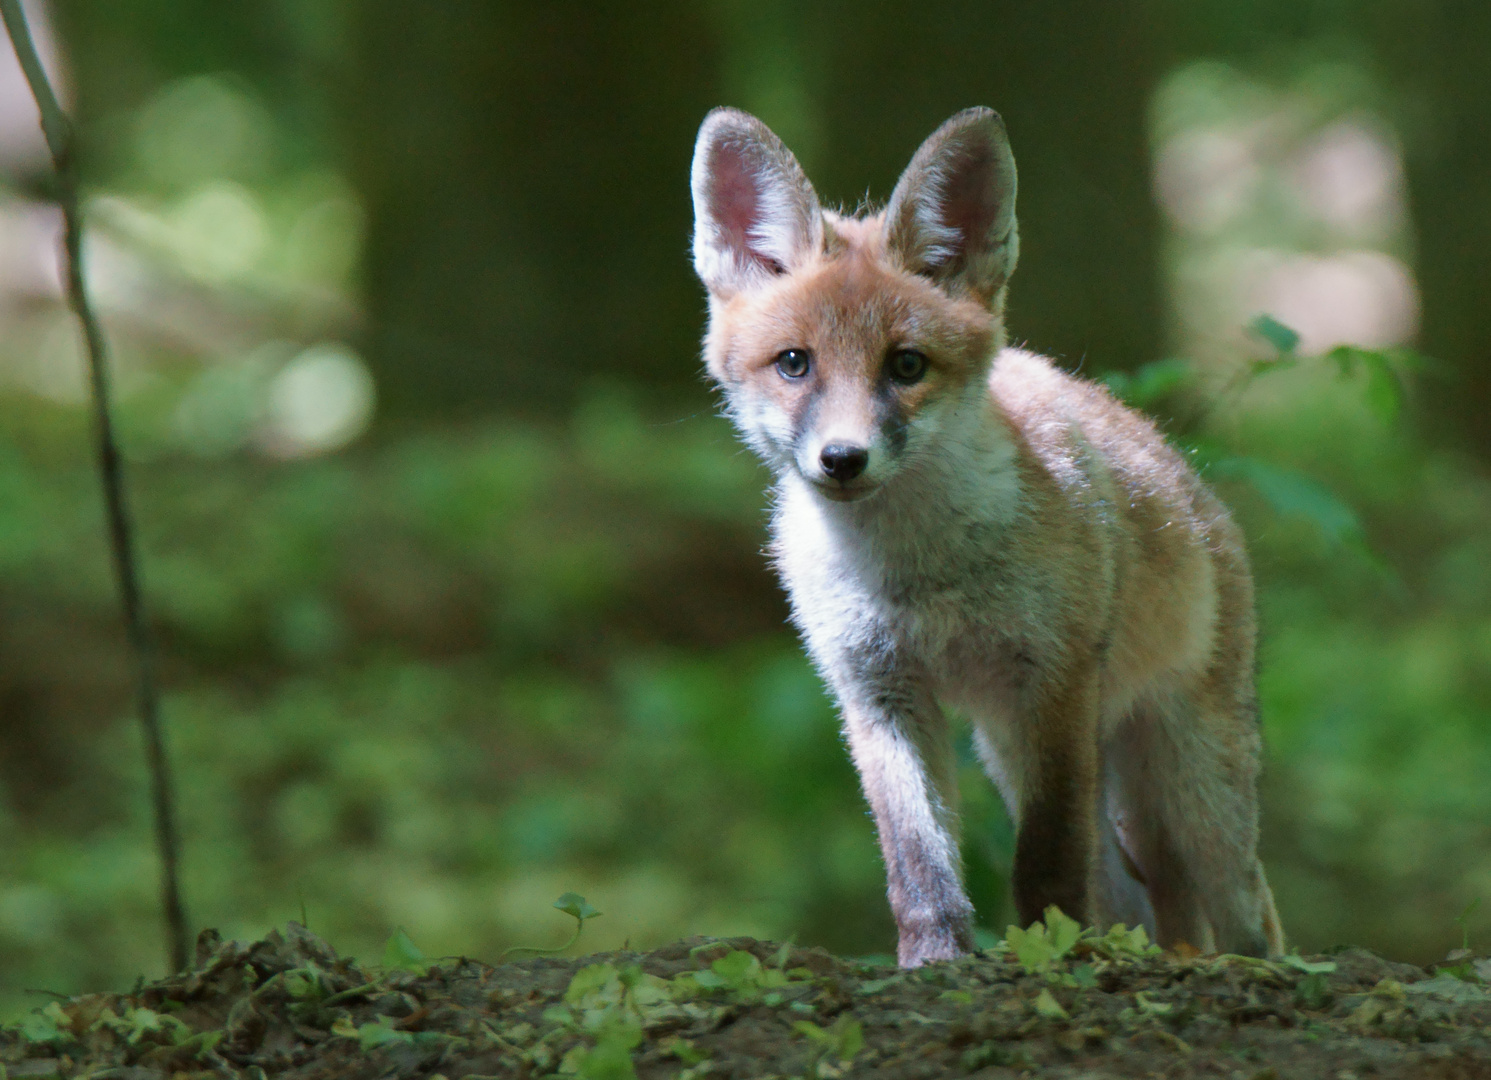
[885,108,1018,303]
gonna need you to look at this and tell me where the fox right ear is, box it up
[691,108,822,299]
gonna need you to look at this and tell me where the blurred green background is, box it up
[2,0,1490,1017]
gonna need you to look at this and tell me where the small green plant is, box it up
[677,948,807,1003]
[542,961,673,1080]
[1005,905,1087,973]
[1455,898,1481,955]
[382,927,430,974]
[18,1002,71,1046]
[1281,954,1337,975]
[1087,922,1162,960]
[503,892,603,960]
[1030,988,1070,1020]
[1295,972,1333,1010]
[792,1013,864,1077]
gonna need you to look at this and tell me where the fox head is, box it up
[690,107,1018,502]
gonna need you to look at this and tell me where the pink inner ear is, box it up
[708,140,780,273]
[937,139,1000,262]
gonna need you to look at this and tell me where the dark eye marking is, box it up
[775,348,812,379]
[888,348,929,385]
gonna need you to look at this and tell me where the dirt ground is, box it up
[4,922,1491,1079]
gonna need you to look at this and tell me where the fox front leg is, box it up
[1009,665,1102,929]
[841,685,973,967]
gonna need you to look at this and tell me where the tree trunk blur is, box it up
[342,1,723,420]
[1366,1,1491,457]
[800,1,1165,377]
[344,1,1165,419]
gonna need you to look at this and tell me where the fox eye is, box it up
[888,349,929,384]
[775,349,812,379]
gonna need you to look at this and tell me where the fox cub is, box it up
[689,107,1284,967]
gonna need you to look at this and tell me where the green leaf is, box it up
[1102,357,1194,408]
[680,970,726,990]
[564,963,621,1007]
[565,1030,639,1080]
[1006,907,1088,973]
[793,1016,864,1062]
[1281,955,1337,974]
[382,928,429,974]
[358,1017,414,1050]
[711,950,761,987]
[20,1002,69,1045]
[1248,313,1301,355]
[770,940,794,970]
[1325,345,1406,424]
[1209,457,1364,550]
[659,1035,707,1065]
[95,1006,191,1046]
[176,1029,225,1059]
[1044,906,1085,958]
[1295,972,1333,1009]
[854,975,903,996]
[1135,991,1172,1015]
[554,892,601,924]
[830,1015,865,1061]
[1005,922,1056,973]
[1033,989,1070,1020]
[793,1019,829,1044]
[1091,923,1160,958]
[284,965,327,999]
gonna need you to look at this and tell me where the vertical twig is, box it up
[1,0,189,973]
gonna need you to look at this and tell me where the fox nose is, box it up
[819,444,869,483]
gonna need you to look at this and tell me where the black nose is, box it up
[819,444,869,483]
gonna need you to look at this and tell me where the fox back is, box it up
[690,107,1283,966]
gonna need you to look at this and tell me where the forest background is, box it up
[1,0,1490,1020]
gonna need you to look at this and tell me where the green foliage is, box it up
[93,1006,192,1046]
[1282,955,1337,975]
[381,928,428,974]
[502,893,603,959]
[1088,923,1162,961]
[1295,971,1333,1009]
[1249,314,1302,356]
[1031,988,1071,1020]
[1100,357,1193,409]
[1006,906,1087,973]
[1455,899,1481,954]
[672,945,814,1009]
[792,1013,865,1069]
[1,298,1491,1014]
[18,1002,70,1045]
[353,1016,414,1051]
[1208,456,1368,552]
[555,892,602,924]
[543,961,670,1080]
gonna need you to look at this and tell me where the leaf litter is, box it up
[4,918,1491,1079]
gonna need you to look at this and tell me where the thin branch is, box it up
[1,0,189,973]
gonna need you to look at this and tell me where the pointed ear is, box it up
[885,108,1018,302]
[691,108,822,299]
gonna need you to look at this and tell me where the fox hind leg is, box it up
[1093,755,1158,941]
[1107,690,1281,957]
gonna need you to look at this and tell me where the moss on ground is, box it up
[4,921,1491,1079]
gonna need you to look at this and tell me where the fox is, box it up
[688,106,1285,967]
